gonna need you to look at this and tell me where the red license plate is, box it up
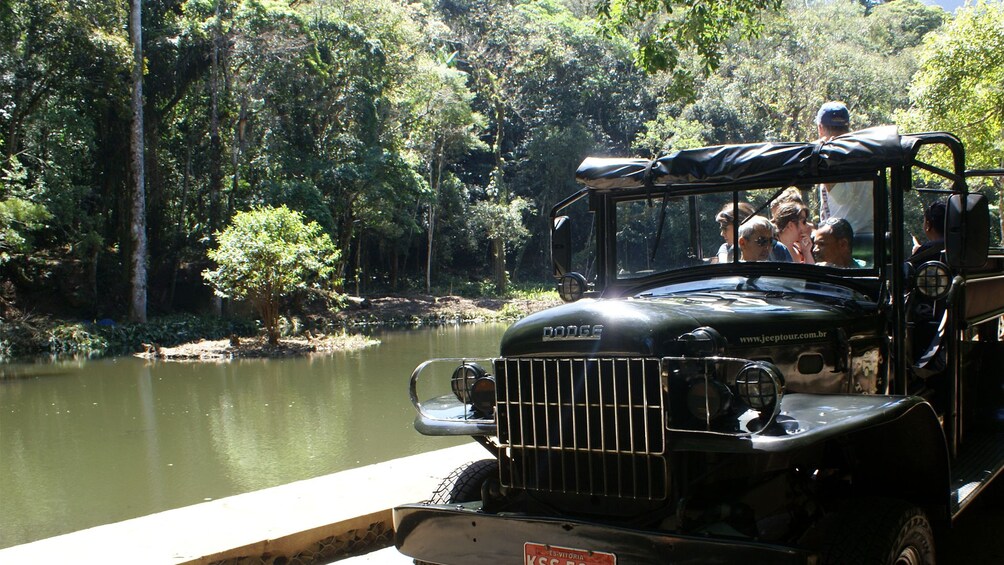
[524,542,617,565]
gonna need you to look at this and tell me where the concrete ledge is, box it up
[0,443,487,565]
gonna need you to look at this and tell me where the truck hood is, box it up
[500,291,878,357]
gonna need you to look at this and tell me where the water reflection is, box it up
[0,323,507,548]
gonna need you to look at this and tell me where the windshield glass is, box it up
[637,276,871,301]
[614,183,877,280]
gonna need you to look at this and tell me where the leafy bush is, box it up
[203,206,340,345]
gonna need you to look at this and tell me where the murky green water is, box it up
[0,323,508,549]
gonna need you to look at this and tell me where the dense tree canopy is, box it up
[900,1,1004,169]
[3,0,997,326]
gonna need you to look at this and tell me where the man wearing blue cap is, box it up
[816,101,874,238]
[816,101,851,139]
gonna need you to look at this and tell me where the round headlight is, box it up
[915,261,951,300]
[686,379,732,422]
[451,363,486,404]
[679,326,726,357]
[470,375,496,417]
[558,272,588,302]
[735,362,784,415]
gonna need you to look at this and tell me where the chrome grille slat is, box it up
[495,357,667,500]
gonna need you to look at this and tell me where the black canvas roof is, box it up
[575,126,918,190]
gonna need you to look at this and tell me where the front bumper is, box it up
[394,503,815,565]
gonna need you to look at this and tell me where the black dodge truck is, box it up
[393,127,1004,564]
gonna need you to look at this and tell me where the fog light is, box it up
[558,272,588,302]
[915,261,951,299]
[687,379,732,421]
[735,362,783,415]
[470,375,496,417]
[451,363,486,404]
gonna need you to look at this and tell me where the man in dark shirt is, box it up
[812,217,859,268]
[909,200,946,266]
[907,200,948,373]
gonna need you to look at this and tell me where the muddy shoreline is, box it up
[141,293,561,361]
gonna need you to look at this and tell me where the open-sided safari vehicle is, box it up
[393,127,1004,564]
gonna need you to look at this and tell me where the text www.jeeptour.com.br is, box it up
[739,330,827,345]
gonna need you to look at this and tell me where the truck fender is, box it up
[753,394,950,518]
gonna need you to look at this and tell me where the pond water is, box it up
[0,323,508,549]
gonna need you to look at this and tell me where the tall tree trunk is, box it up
[492,237,506,294]
[168,143,193,309]
[425,139,444,295]
[232,89,247,197]
[489,92,508,294]
[128,0,147,323]
[425,203,435,294]
[208,0,224,233]
[355,232,363,296]
[144,115,164,264]
[334,197,356,293]
[207,0,225,317]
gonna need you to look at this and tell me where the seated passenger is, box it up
[773,200,814,264]
[737,216,775,262]
[909,200,946,267]
[906,200,949,374]
[713,201,755,263]
[767,223,793,262]
[812,217,864,268]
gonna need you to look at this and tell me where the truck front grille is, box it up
[495,357,667,500]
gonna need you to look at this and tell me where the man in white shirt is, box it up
[816,102,874,237]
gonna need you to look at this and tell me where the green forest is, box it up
[2,0,1003,355]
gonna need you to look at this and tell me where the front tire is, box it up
[819,498,936,565]
[428,458,498,504]
[414,459,499,565]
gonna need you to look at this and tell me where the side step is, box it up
[950,431,1004,518]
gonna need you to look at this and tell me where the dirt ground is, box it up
[138,333,380,361]
[330,294,562,327]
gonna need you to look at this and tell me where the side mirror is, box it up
[945,193,989,269]
[552,215,571,278]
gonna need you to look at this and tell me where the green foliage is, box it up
[596,0,783,73]
[203,205,340,344]
[901,1,1004,169]
[0,154,51,263]
[0,0,994,318]
[503,284,560,302]
[0,197,50,263]
[633,114,708,156]
[867,0,947,54]
[897,1,1004,241]
[49,315,258,358]
[470,197,534,249]
[46,323,109,357]
[651,0,940,145]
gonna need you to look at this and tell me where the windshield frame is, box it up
[601,172,888,299]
